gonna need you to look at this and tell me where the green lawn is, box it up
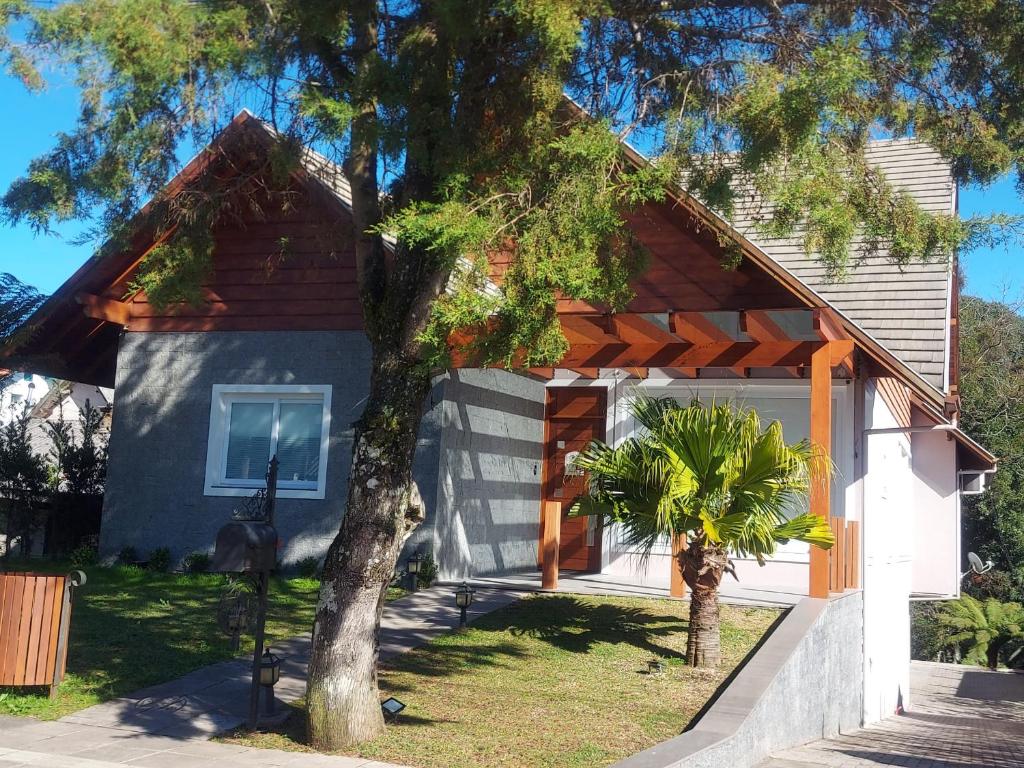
[224,594,781,768]
[0,562,397,720]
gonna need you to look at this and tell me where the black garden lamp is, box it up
[454,581,476,628]
[406,552,423,592]
[381,696,406,722]
[259,647,282,715]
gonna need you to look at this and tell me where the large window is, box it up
[204,384,332,499]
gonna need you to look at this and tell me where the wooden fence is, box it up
[0,571,85,697]
[828,517,860,594]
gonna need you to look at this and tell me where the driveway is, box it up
[762,661,1024,768]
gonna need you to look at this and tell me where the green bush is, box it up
[295,555,321,579]
[148,547,171,572]
[69,543,98,569]
[117,546,139,565]
[417,551,439,589]
[182,552,211,574]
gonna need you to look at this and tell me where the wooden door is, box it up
[542,388,607,572]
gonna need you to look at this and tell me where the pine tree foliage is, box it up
[0,2,1022,364]
[959,295,1024,596]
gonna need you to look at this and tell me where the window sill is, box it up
[203,484,327,500]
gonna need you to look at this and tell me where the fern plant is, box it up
[938,595,1024,669]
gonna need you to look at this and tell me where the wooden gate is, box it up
[0,571,85,696]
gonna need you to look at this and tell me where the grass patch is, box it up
[0,560,407,720]
[224,594,780,768]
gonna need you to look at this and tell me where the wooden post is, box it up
[809,342,832,599]
[541,501,561,591]
[670,534,687,599]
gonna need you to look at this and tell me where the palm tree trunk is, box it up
[679,537,727,668]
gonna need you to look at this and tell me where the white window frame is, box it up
[204,384,332,500]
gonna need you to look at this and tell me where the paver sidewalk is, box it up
[760,661,1024,768]
[0,586,521,768]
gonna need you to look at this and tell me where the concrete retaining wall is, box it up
[614,591,864,768]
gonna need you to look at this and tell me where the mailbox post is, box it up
[211,456,280,729]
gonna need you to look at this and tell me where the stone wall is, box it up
[102,330,443,567]
[614,591,864,768]
[432,369,546,579]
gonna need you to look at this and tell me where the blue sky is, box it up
[0,78,1020,303]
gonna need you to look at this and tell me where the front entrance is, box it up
[541,387,607,572]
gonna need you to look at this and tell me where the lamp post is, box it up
[454,581,475,628]
[406,552,422,592]
[259,647,281,716]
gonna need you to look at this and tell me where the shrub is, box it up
[295,555,321,578]
[148,547,171,572]
[182,551,211,574]
[417,551,439,589]
[117,546,139,565]
[69,543,97,569]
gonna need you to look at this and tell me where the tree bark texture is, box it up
[306,352,431,749]
[679,537,727,668]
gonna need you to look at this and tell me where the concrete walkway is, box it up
[761,661,1024,768]
[0,586,521,768]
[466,570,804,607]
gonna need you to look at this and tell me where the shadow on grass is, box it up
[479,594,689,661]
[381,639,529,693]
[0,561,320,713]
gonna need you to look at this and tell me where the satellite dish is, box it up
[962,552,995,580]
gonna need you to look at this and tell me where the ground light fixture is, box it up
[259,647,281,715]
[406,552,423,592]
[454,581,476,628]
[647,659,666,675]
[381,697,406,722]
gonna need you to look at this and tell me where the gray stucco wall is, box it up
[615,591,865,768]
[432,369,546,580]
[102,330,443,568]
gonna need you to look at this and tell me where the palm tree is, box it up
[938,595,1024,669]
[570,396,834,667]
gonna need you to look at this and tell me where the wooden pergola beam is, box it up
[555,340,839,370]
[670,311,731,344]
[813,308,849,342]
[75,293,130,326]
[741,310,791,342]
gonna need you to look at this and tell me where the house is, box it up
[23,380,113,459]
[0,372,48,425]
[2,111,995,729]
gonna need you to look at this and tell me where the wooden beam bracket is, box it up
[75,293,130,326]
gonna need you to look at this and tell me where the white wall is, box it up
[0,373,48,425]
[910,425,960,599]
[861,381,914,723]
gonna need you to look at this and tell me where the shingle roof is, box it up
[727,139,954,391]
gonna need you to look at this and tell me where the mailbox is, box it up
[212,521,278,573]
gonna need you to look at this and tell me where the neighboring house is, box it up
[23,381,113,460]
[1,111,995,730]
[0,372,48,426]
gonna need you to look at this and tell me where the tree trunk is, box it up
[679,537,727,668]
[306,352,431,750]
[987,639,1006,670]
